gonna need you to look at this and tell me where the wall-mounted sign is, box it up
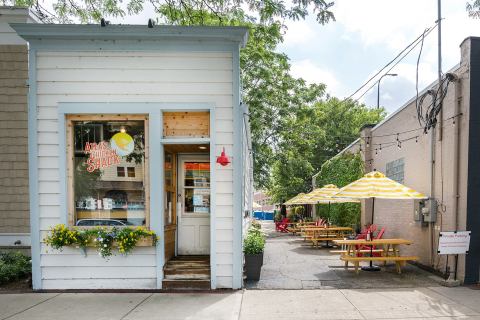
[438,231,471,255]
[84,141,121,173]
[110,132,134,156]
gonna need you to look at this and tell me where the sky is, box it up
[277,0,479,113]
[74,0,479,114]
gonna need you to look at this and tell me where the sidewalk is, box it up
[1,286,480,320]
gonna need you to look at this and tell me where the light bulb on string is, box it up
[379,144,382,152]
[415,136,418,143]
[366,137,370,148]
[375,148,378,155]
[397,140,402,149]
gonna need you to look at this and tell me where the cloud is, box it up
[290,59,340,94]
[282,21,316,46]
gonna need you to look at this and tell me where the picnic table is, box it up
[302,226,353,248]
[287,221,316,235]
[333,238,419,274]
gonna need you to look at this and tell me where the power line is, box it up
[344,21,439,103]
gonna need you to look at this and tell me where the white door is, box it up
[177,155,210,255]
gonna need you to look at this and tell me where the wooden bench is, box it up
[330,249,391,254]
[340,255,419,274]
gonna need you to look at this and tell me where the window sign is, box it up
[72,119,147,227]
[438,231,471,255]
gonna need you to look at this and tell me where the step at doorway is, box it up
[163,255,211,290]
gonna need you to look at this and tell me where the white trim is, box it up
[0,233,31,246]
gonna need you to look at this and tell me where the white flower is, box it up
[99,238,103,242]
[93,238,97,242]
[104,244,107,247]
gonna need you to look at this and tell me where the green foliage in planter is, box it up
[244,228,266,255]
[44,224,159,258]
[316,152,364,227]
[0,251,31,285]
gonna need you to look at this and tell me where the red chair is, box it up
[356,227,386,256]
[276,218,290,233]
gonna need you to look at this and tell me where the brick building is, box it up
[329,37,480,284]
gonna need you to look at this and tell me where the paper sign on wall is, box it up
[438,231,471,255]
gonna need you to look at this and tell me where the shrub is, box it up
[274,212,283,222]
[244,228,265,254]
[251,219,261,230]
[0,251,31,285]
[294,206,305,216]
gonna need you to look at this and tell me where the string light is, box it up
[375,148,378,155]
[366,137,370,148]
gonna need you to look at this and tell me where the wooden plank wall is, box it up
[163,112,210,138]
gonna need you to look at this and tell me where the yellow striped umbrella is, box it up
[284,193,306,206]
[333,171,427,223]
[305,184,360,204]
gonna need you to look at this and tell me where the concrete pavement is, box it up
[1,287,480,320]
[247,221,440,290]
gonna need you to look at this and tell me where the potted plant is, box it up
[244,226,265,281]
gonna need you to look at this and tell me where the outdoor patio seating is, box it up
[275,218,291,233]
[335,238,419,274]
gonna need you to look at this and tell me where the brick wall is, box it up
[0,44,29,233]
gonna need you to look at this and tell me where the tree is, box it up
[467,0,480,18]
[268,99,385,203]
[315,152,364,226]
[8,0,334,25]
[157,6,328,189]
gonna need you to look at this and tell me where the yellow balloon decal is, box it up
[110,132,134,156]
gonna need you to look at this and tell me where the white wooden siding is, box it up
[36,50,234,289]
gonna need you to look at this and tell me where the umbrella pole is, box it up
[371,197,375,224]
[362,198,380,272]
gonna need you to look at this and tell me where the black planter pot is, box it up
[245,252,263,281]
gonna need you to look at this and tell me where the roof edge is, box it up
[9,23,249,47]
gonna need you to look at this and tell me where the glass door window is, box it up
[183,162,210,214]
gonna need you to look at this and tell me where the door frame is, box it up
[176,154,211,255]
[159,105,217,289]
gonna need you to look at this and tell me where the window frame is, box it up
[66,114,150,228]
[127,167,136,178]
[117,166,126,177]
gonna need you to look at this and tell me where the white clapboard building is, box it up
[11,23,253,290]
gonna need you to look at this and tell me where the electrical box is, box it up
[413,199,425,222]
[422,198,438,223]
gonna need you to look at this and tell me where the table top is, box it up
[333,238,413,245]
[302,227,353,232]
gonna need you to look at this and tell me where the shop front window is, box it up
[68,116,148,227]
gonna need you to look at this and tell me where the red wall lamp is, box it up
[216,147,231,166]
